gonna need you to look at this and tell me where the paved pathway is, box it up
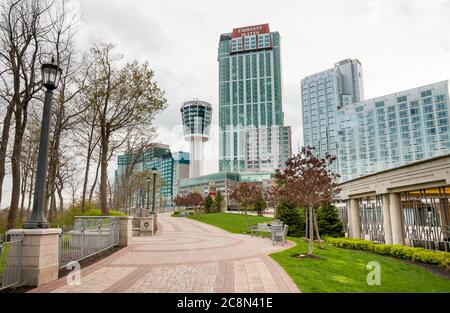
[31,213,299,293]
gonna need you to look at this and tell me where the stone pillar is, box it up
[349,198,361,239]
[118,216,133,247]
[382,194,393,244]
[389,193,405,245]
[7,228,61,287]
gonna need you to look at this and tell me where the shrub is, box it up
[317,204,344,238]
[50,203,125,228]
[325,237,450,269]
[214,191,224,212]
[204,195,214,214]
[275,200,305,237]
[254,194,267,216]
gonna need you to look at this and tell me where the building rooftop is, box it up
[344,80,448,108]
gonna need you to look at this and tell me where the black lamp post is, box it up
[24,59,62,229]
[147,177,151,213]
[151,167,157,214]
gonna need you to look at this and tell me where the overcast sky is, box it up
[2,0,450,208]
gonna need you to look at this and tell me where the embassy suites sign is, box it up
[231,23,270,38]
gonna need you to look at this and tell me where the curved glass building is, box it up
[181,100,212,178]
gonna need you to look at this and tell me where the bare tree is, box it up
[0,0,63,229]
[19,114,40,220]
[114,128,156,212]
[82,43,167,215]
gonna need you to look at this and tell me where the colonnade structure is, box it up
[337,154,450,251]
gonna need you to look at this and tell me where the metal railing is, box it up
[0,233,24,291]
[59,217,119,269]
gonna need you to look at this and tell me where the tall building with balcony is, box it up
[301,59,364,170]
[337,81,450,181]
[218,23,288,173]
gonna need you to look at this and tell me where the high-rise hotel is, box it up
[301,59,364,172]
[301,60,450,181]
[218,24,291,173]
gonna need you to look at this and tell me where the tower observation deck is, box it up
[181,100,212,178]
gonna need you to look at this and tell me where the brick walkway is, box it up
[30,213,300,293]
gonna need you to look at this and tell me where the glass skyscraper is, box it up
[337,81,450,181]
[301,59,450,182]
[115,143,190,208]
[244,125,292,172]
[218,24,285,173]
[301,59,364,170]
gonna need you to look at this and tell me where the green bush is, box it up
[325,237,450,269]
[204,195,214,214]
[317,204,344,238]
[275,201,305,237]
[172,211,181,217]
[50,203,125,228]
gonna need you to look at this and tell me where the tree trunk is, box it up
[313,209,322,248]
[27,166,35,213]
[20,167,28,221]
[7,110,25,230]
[57,184,64,212]
[99,129,110,215]
[46,128,61,216]
[305,208,309,241]
[308,205,314,256]
[88,152,101,203]
[245,208,248,233]
[0,104,14,207]
[81,122,96,210]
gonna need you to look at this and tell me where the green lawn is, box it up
[270,237,450,293]
[188,212,273,234]
[184,213,450,293]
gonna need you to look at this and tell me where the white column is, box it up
[349,198,361,239]
[389,193,405,245]
[189,136,204,179]
[382,194,393,244]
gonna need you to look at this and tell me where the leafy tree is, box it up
[188,192,204,214]
[204,195,214,214]
[275,201,306,237]
[230,182,260,230]
[272,147,340,256]
[214,190,224,212]
[254,192,267,216]
[317,204,344,238]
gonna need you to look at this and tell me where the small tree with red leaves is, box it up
[272,147,340,256]
[187,192,204,214]
[230,182,260,231]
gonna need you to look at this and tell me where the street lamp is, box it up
[151,167,157,214]
[24,58,62,229]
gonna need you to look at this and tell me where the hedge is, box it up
[325,237,450,269]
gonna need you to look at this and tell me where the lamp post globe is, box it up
[23,58,62,229]
[41,58,62,91]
